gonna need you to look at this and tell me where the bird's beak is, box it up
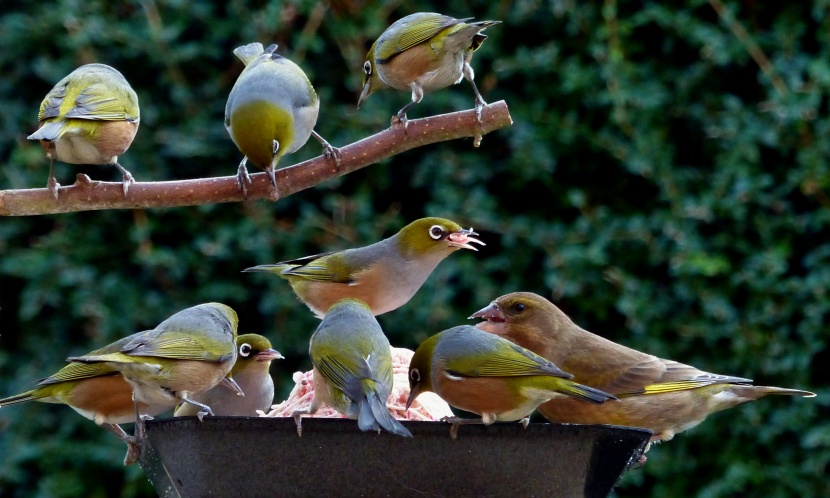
[220,376,245,397]
[468,302,505,322]
[447,228,485,251]
[357,80,372,109]
[405,385,421,411]
[256,348,284,362]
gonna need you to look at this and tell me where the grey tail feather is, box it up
[366,392,413,438]
[241,265,283,273]
[0,391,36,406]
[27,121,64,141]
[571,382,618,404]
[66,355,96,364]
[357,398,381,432]
[730,385,817,399]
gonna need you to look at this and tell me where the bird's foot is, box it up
[520,417,530,429]
[196,406,214,422]
[311,131,342,169]
[391,113,409,132]
[113,162,135,197]
[123,437,140,466]
[47,176,61,200]
[473,97,487,148]
[291,410,308,437]
[236,159,252,197]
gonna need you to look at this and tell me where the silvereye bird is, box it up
[292,298,413,438]
[406,325,616,437]
[225,42,340,195]
[358,13,500,126]
[68,302,241,422]
[471,292,817,450]
[0,330,170,465]
[175,334,283,417]
[27,63,140,199]
[243,217,484,318]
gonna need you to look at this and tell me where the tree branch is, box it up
[0,101,512,216]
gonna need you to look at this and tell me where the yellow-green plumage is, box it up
[225,42,338,194]
[243,217,484,318]
[407,325,616,425]
[27,63,140,198]
[292,299,412,437]
[358,12,500,124]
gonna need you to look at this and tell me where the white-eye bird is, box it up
[68,303,241,422]
[27,63,140,199]
[358,13,500,126]
[292,298,412,437]
[243,217,484,318]
[175,334,283,417]
[225,42,340,195]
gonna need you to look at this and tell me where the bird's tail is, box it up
[27,121,65,142]
[0,391,36,407]
[241,264,292,275]
[729,385,816,400]
[551,379,618,404]
[233,43,279,66]
[66,353,131,365]
[359,390,413,438]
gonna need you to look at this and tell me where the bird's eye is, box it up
[239,343,252,357]
[410,368,421,383]
[429,225,444,240]
[513,303,526,313]
[363,60,372,75]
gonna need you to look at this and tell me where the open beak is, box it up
[447,228,485,251]
[405,385,421,411]
[468,302,505,322]
[256,348,284,363]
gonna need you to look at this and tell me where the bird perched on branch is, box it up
[292,299,412,437]
[358,13,500,127]
[471,292,816,452]
[175,334,283,417]
[244,217,484,318]
[225,42,340,196]
[27,63,140,199]
[406,325,616,438]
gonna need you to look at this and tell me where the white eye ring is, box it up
[363,60,372,75]
[410,368,421,382]
[429,225,444,240]
[239,343,252,357]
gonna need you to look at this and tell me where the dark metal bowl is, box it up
[139,417,650,498]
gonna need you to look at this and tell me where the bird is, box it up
[243,217,484,318]
[406,325,616,438]
[0,330,171,465]
[68,302,241,424]
[175,333,283,417]
[470,292,817,450]
[27,63,140,199]
[358,13,500,127]
[292,298,412,438]
[225,42,340,196]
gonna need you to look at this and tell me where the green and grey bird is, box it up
[27,63,140,198]
[243,217,484,318]
[292,298,412,438]
[69,303,241,421]
[225,42,340,195]
[358,13,500,126]
[175,334,283,417]
[407,325,616,436]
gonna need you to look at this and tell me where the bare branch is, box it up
[0,101,512,216]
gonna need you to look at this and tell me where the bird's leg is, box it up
[263,139,280,191]
[236,156,252,197]
[112,161,135,197]
[291,396,321,437]
[310,130,342,169]
[463,62,487,147]
[440,416,487,440]
[520,417,530,429]
[392,83,424,131]
[220,376,245,397]
[46,157,60,200]
[179,394,214,421]
[102,423,140,466]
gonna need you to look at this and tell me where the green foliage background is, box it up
[0,0,828,496]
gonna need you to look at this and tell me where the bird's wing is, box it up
[278,251,357,283]
[65,82,135,121]
[612,359,752,396]
[377,15,461,63]
[314,354,373,401]
[38,83,68,121]
[121,331,232,362]
[449,341,571,379]
[36,362,120,386]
